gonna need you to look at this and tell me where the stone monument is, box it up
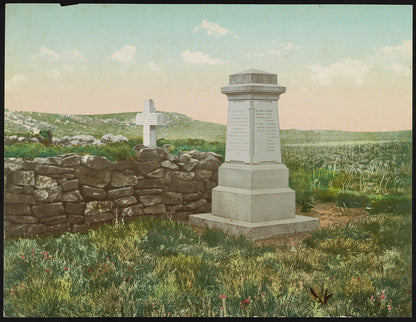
[136,99,164,148]
[189,69,319,240]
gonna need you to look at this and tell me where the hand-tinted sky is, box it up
[5,4,412,131]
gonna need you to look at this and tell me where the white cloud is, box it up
[40,47,60,60]
[69,49,87,61]
[308,58,372,86]
[380,39,411,57]
[181,50,228,65]
[46,68,60,78]
[5,74,28,93]
[253,53,265,57]
[281,42,300,51]
[267,50,281,56]
[386,62,411,76]
[148,61,161,72]
[111,45,136,63]
[193,19,232,36]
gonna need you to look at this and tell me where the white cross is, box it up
[135,99,164,148]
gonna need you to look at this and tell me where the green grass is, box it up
[4,210,411,317]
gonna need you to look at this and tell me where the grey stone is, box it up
[32,203,64,217]
[136,147,167,162]
[35,165,74,175]
[166,204,183,212]
[61,155,81,167]
[4,203,31,215]
[111,160,133,171]
[84,201,113,216]
[71,223,89,233]
[166,179,204,193]
[135,178,163,189]
[196,170,213,181]
[189,150,207,161]
[167,153,178,162]
[62,190,83,202]
[211,170,218,182]
[26,224,47,237]
[134,188,163,196]
[172,172,196,181]
[68,215,84,224]
[183,198,208,211]
[4,158,24,175]
[80,185,106,200]
[162,192,183,205]
[195,155,221,170]
[178,153,191,163]
[110,171,138,187]
[183,193,204,202]
[22,161,38,170]
[33,157,62,166]
[208,151,223,162]
[143,203,166,214]
[107,186,134,199]
[4,192,36,204]
[22,186,35,194]
[172,212,191,221]
[46,222,71,233]
[80,155,111,170]
[178,159,199,172]
[39,214,67,225]
[61,179,79,192]
[34,186,62,202]
[160,160,179,170]
[48,173,75,180]
[85,212,114,224]
[139,194,162,206]
[119,205,143,217]
[146,168,164,178]
[34,175,58,188]
[195,203,212,213]
[132,161,161,175]
[10,171,35,186]
[64,202,85,215]
[204,181,218,198]
[74,166,112,188]
[4,216,38,224]
[7,185,24,194]
[115,196,137,207]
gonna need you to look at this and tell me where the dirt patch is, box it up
[254,202,368,248]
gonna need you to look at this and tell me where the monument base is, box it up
[189,213,319,241]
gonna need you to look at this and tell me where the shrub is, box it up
[335,190,368,208]
[366,195,412,215]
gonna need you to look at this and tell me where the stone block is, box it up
[194,203,212,214]
[4,158,24,175]
[136,147,167,162]
[196,170,213,181]
[34,186,62,202]
[85,212,114,224]
[178,159,199,172]
[195,155,221,170]
[135,178,163,189]
[10,170,35,185]
[115,196,137,207]
[61,179,79,192]
[160,160,179,170]
[172,172,196,181]
[132,161,161,175]
[4,216,38,224]
[146,168,164,178]
[166,179,204,193]
[111,160,133,170]
[32,203,64,217]
[183,192,204,202]
[4,203,32,215]
[110,171,138,187]
[84,201,113,216]
[183,198,208,211]
[80,185,106,200]
[172,212,191,221]
[74,166,111,188]
[71,223,89,233]
[48,173,75,180]
[107,186,134,199]
[62,190,83,202]
[139,194,162,206]
[61,154,81,167]
[23,185,35,195]
[46,222,71,233]
[134,189,163,197]
[204,181,218,198]
[6,185,24,194]
[39,214,67,225]
[162,192,182,205]
[143,204,166,215]
[64,202,85,215]
[33,157,62,166]
[68,215,85,224]
[22,161,38,170]
[4,192,36,204]
[166,204,183,212]
[34,165,74,175]
[119,205,143,217]
[34,175,58,188]
[80,155,111,170]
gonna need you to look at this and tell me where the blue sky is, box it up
[5,4,412,131]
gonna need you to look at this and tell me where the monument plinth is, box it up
[136,99,164,148]
[189,69,319,240]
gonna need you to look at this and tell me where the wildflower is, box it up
[44,257,47,260]
[49,255,52,258]
[242,299,251,304]
[220,306,223,310]
[220,295,227,299]
[381,293,386,300]
[44,252,48,255]
[30,249,34,252]
[106,257,109,260]
[64,267,68,271]
[128,267,131,271]
[389,300,392,303]
[21,256,25,259]
[388,306,392,310]
[46,269,50,272]
[89,269,92,272]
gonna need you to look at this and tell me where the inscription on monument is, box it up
[253,100,281,163]
[225,101,250,163]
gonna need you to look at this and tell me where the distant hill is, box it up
[4,109,411,144]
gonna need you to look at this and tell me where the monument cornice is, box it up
[221,83,286,96]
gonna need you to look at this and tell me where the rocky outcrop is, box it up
[4,147,222,239]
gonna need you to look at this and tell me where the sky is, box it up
[4,4,412,131]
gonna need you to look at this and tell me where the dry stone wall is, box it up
[4,146,222,239]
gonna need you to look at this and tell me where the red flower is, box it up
[30,250,34,252]
[46,269,49,272]
[220,295,227,299]
[64,267,68,271]
[21,256,25,259]
[88,269,92,272]
[381,293,386,300]
[242,299,251,304]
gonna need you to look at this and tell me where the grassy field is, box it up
[3,209,412,317]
